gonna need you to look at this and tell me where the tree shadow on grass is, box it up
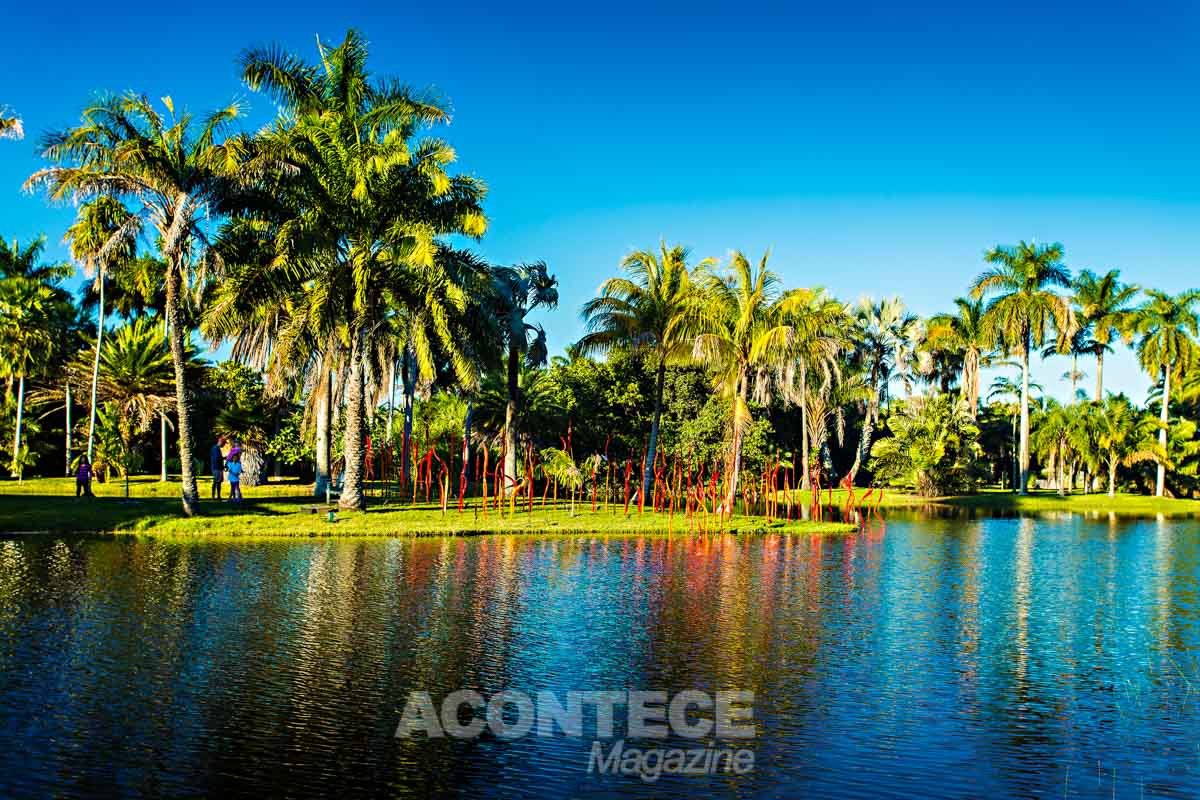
[0,494,301,533]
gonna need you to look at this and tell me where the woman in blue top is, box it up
[226,449,244,503]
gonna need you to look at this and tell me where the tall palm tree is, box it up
[1073,269,1138,401]
[28,93,248,515]
[847,296,923,483]
[692,250,782,509]
[925,296,992,417]
[235,30,488,510]
[0,278,58,479]
[970,241,1074,494]
[577,242,709,497]
[1129,288,1200,497]
[65,198,137,463]
[1095,393,1158,497]
[754,287,849,487]
[491,261,558,493]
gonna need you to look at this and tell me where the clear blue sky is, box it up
[3,0,1198,402]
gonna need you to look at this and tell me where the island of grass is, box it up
[0,477,855,536]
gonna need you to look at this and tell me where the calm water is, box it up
[1,515,1199,798]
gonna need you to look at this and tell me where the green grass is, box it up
[783,486,1200,517]
[0,476,854,537]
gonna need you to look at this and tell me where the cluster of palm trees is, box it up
[5,31,1199,512]
[578,239,1198,500]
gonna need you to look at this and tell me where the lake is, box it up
[1,514,1198,798]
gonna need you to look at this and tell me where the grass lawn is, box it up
[784,486,1200,517]
[0,476,855,537]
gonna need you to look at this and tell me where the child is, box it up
[226,451,244,503]
[75,455,94,498]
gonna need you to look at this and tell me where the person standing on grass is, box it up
[226,447,243,503]
[210,437,225,500]
[75,455,94,498]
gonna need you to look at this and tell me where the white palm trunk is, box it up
[87,272,105,462]
[64,380,72,475]
[1019,341,1031,494]
[1156,366,1170,497]
[12,374,25,481]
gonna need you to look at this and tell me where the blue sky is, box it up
[3,0,1198,402]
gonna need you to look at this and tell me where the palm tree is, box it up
[93,317,180,496]
[847,297,923,483]
[753,287,848,488]
[1073,269,1138,401]
[1129,288,1200,496]
[577,242,709,498]
[235,30,488,510]
[0,112,21,141]
[692,250,783,510]
[1095,393,1158,497]
[925,297,992,417]
[988,374,1043,491]
[28,93,248,515]
[65,198,137,463]
[0,238,73,480]
[1032,399,1074,495]
[491,262,558,494]
[970,241,1074,494]
[0,278,58,479]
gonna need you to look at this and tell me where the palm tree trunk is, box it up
[1156,366,1170,497]
[1070,354,1079,398]
[165,267,199,515]
[1094,351,1104,402]
[849,391,878,485]
[799,358,810,490]
[64,380,72,475]
[725,374,749,511]
[160,412,168,480]
[87,271,104,462]
[643,358,667,498]
[1108,457,1117,498]
[12,374,24,481]
[1019,338,1031,495]
[386,358,396,440]
[966,349,980,418]
[504,343,519,495]
[402,350,415,491]
[339,328,368,511]
[314,367,331,498]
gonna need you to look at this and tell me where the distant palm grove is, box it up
[2,31,1199,517]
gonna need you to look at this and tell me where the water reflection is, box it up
[0,517,1198,798]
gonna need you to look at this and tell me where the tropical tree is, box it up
[233,30,488,510]
[869,394,981,497]
[692,250,783,509]
[0,278,59,479]
[970,241,1075,494]
[924,297,992,417]
[1129,288,1200,496]
[753,287,849,487]
[577,242,708,497]
[1073,269,1138,401]
[1095,394,1158,497]
[847,296,924,483]
[65,198,137,462]
[1031,399,1074,495]
[28,93,249,515]
[0,238,72,479]
[491,261,558,494]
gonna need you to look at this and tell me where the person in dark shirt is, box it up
[210,438,225,500]
[75,455,94,498]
